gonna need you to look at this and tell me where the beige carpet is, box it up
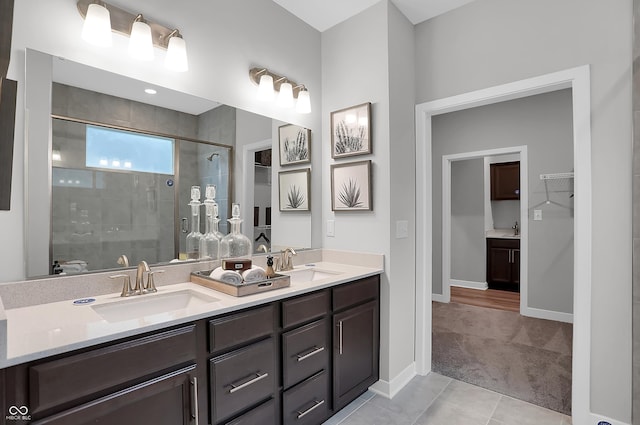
[432,301,572,415]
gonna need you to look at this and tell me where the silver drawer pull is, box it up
[190,377,199,425]
[228,372,269,394]
[296,346,325,362]
[297,400,325,419]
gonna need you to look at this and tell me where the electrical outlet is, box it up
[327,220,335,237]
[534,209,542,221]
[396,220,409,239]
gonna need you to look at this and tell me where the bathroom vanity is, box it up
[0,252,382,425]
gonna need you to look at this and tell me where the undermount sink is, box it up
[283,268,342,285]
[92,289,220,323]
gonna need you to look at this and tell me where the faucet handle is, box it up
[110,274,134,297]
[145,270,164,293]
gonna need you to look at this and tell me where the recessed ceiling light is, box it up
[144,88,157,95]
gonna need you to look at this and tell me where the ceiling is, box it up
[272,0,477,32]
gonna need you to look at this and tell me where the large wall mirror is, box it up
[24,49,312,278]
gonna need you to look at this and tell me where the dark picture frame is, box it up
[279,124,311,166]
[330,102,371,159]
[278,168,311,212]
[331,160,372,211]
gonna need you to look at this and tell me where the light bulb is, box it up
[165,35,188,72]
[81,3,112,47]
[128,20,154,61]
[277,82,294,108]
[296,88,311,114]
[257,74,275,101]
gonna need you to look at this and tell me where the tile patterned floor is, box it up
[323,373,572,425]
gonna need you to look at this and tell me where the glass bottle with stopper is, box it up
[199,184,221,260]
[185,185,202,260]
[220,203,252,258]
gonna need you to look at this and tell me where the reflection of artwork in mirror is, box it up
[279,169,310,212]
[331,160,372,211]
[279,124,311,166]
[331,102,371,159]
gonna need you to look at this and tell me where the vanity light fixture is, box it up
[249,67,311,114]
[128,15,154,61]
[77,0,189,72]
[81,2,112,47]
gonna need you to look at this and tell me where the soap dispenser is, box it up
[185,185,203,260]
[220,203,252,259]
[199,185,221,260]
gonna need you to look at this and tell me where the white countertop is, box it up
[1,261,382,368]
[485,229,520,239]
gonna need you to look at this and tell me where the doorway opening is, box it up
[415,66,591,422]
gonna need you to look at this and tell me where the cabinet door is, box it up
[490,162,520,200]
[31,366,197,425]
[333,300,379,411]
[487,246,512,285]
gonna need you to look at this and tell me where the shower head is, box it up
[206,153,219,161]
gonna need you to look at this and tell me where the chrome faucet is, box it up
[257,244,269,254]
[110,260,163,297]
[512,221,519,236]
[278,248,297,271]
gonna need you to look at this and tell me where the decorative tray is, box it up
[190,270,291,297]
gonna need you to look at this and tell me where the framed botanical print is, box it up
[279,124,311,166]
[331,160,372,211]
[330,102,371,159]
[279,168,311,211]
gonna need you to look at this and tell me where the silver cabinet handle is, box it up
[296,346,325,362]
[190,377,199,425]
[509,250,513,263]
[338,321,343,355]
[297,400,325,419]
[229,372,268,394]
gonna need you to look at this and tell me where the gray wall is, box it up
[432,89,574,315]
[633,1,640,423]
[450,159,485,283]
[417,1,632,417]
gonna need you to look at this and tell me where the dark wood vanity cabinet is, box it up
[1,275,381,425]
[486,238,520,292]
[490,161,520,200]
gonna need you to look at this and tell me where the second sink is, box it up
[283,268,342,285]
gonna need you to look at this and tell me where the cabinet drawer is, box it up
[30,365,197,425]
[282,319,328,389]
[282,290,329,329]
[29,325,196,415]
[283,371,329,425]
[224,398,276,425]
[209,305,274,353]
[333,276,379,311]
[487,238,520,250]
[210,338,275,424]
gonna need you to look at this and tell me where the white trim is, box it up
[369,362,416,399]
[521,307,573,324]
[241,139,272,241]
[450,279,488,290]
[415,65,592,423]
[431,293,447,303]
[441,146,528,311]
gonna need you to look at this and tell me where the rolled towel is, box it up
[210,267,243,285]
[242,265,267,283]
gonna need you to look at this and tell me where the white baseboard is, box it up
[521,306,573,324]
[369,362,416,399]
[450,279,488,290]
[432,293,448,303]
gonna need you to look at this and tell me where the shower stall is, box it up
[50,116,232,272]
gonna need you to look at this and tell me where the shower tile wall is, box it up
[51,84,214,270]
[634,2,640,423]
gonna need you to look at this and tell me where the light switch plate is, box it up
[396,220,409,239]
[534,209,542,221]
[327,220,335,237]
